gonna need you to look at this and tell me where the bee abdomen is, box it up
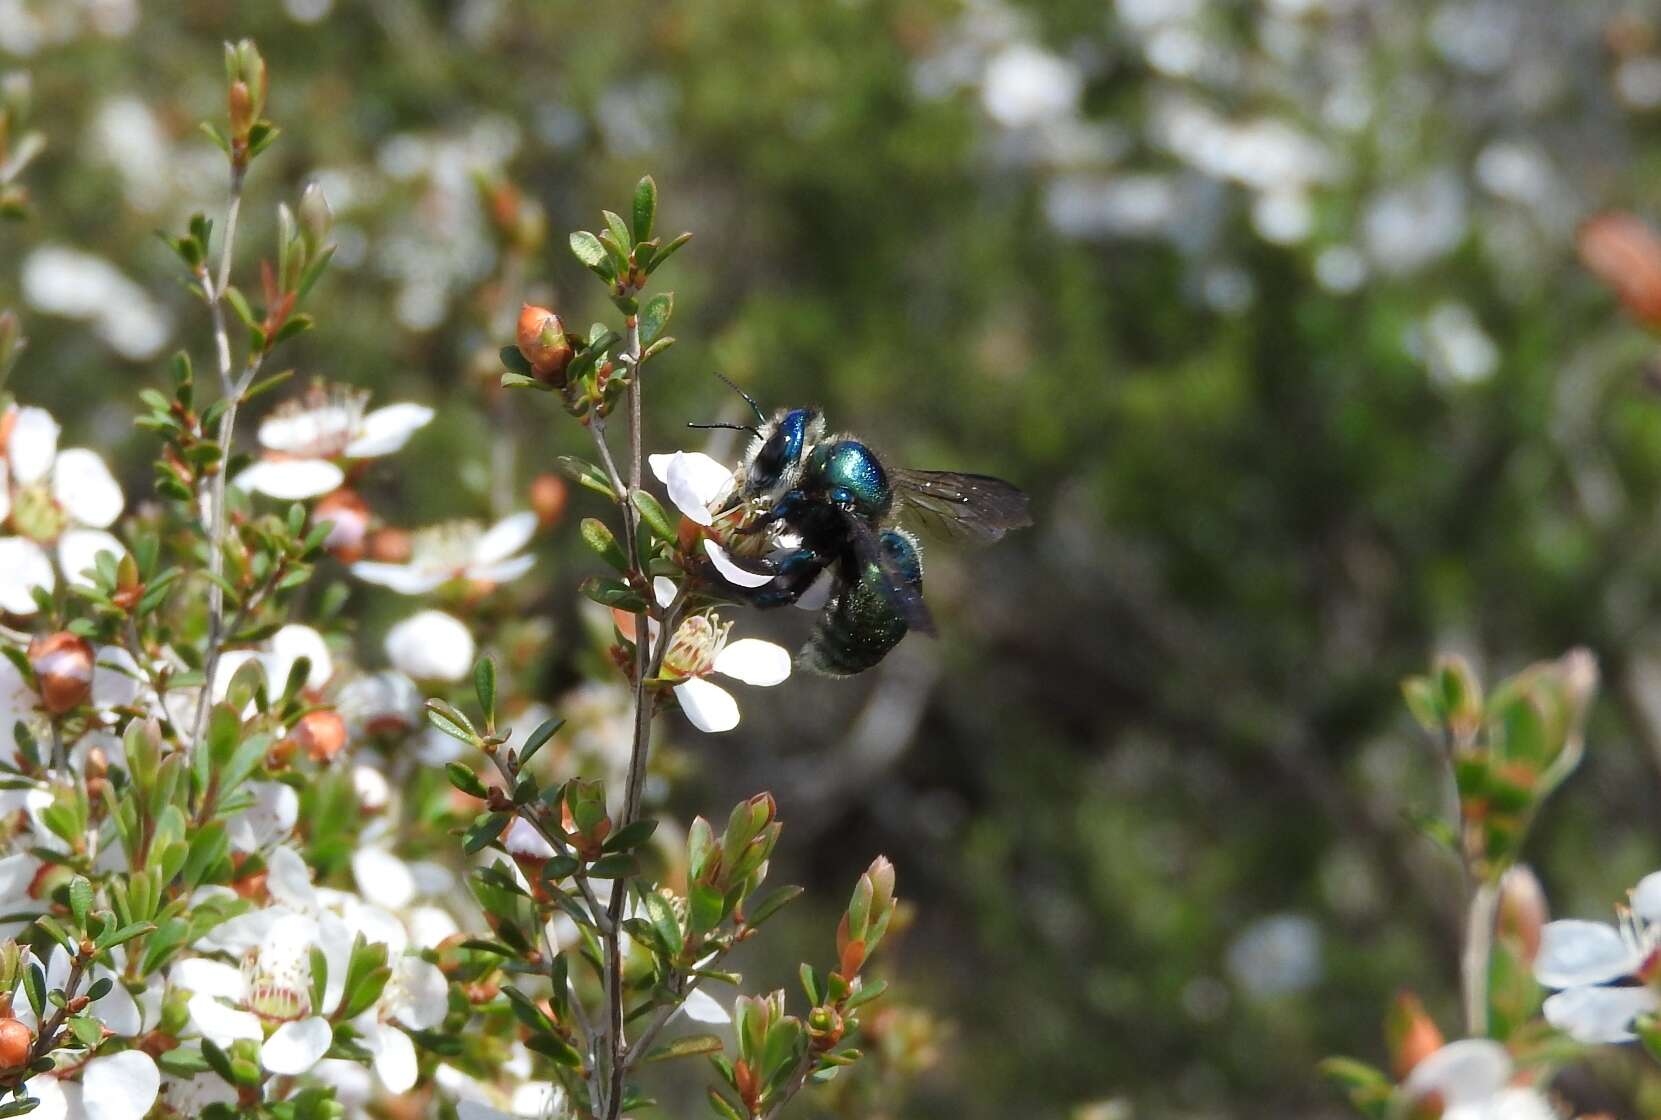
[799,529,922,676]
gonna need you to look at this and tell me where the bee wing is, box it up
[891,469,1033,546]
[844,513,936,637]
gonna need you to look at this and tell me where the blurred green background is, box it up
[11,0,1661,1115]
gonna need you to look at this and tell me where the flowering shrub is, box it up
[0,41,904,1120]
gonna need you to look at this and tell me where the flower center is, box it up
[407,521,485,575]
[9,484,67,542]
[242,936,313,1022]
[661,615,729,680]
[260,384,369,459]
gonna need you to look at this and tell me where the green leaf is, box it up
[581,518,630,573]
[524,1032,583,1066]
[68,876,92,930]
[501,372,554,391]
[586,853,640,879]
[707,1089,745,1120]
[648,231,692,274]
[473,658,497,728]
[643,1032,724,1064]
[425,700,478,745]
[603,209,633,252]
[632,176,657,244]
[640,292,674,347]
[603,818,659,854]
[743,885,803,929]
[555,455,617,499]
[569,230,610,274]
[446,762,489,799]
[844,978,887,1011]
[631,490,677,543]
[519,717,564,766]
[641,890,682,957]
[580,577,648,613]
[689,884,725,935]
[500,345,534,377]
[464,812,510,854]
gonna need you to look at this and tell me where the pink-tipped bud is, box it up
[1497,865,1548,964]
[315,489,370,563]
[1579,212,1661,328]
[1385,991,1444,1080]
[27,632,93,715]
[517,305,574,383]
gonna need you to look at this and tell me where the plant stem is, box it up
[1461,877,1498,1037]
[601,314,647,1120]
[189,165,250,756]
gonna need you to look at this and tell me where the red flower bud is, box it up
[0,1017,31,1069]
[315,489,371,563]
[1579,212,1661,328]
[27,632,93,715]
[517,305,574,382]
[291,709,348,763]
[529,473,568,529]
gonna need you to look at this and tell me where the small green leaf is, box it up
[643,1032,724,1064]
[631,490,677,543]
[446,763,489,799]
[632,176,657,244]
[602,209,633,252]
[603,818,659,854]
[425,700,478,745]
[569,231,610,272]
[581,518,630,573]
[519,717,565,766]
[640,292,674,347]
[68,876,92,930]
[473,658,497,728]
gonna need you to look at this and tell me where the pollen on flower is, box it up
[242,928,314,1022]
[661,613,731,680]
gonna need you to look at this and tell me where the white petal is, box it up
[1633,871,1661,924]
[262,1016,333,1075]
[467,554,535,585]
[704,539,775,588]
[390,957,449,1030]
[187,991,263,1045]
[503,817,555,860]
[350,561,448,595]
[92,646,143,711]
[1402,1038,1512,1104]
[456,1104,515,1120]
[0,536,53,613]
[474,512,538,565]
[81,1051,160,1120]
[225,781,299,853]
[366,1022,419,1093]
[51,448,124,528]
[58,529,126,589]
[679,986,731,1024]
[0,852,41,908]
[8,406,59,484]
[22,1075,67,1120]
[1543,984,1660,1044]
[269,624,332,691]
[192,907,277,956]
[661,451,731,525]
[675,677,740,733]
[1535,920,1643,988]
[169,958,246,1000]
[235,458,345,500]
[90,966,142,1035]
[385,610,475,682]
[344,403,434,458]
[715,638,792,686]
[318,912,354,1015]
[267,845,319,911]
[352,847,416,911]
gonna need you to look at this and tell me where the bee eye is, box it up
[752,432,788,480]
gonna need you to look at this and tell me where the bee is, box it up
[694,380,1031,675]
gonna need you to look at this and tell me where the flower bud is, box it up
[1497,865,1547,964]
[529,473,568,528]
[366,528,411,564]
[0,1017,31,1069]
[1385,991,1444,1079]
[1579,212,1661,328]
[291,708,348,763]
[228,80,254,137]
[28,632,93,714]
[298,182,333,258]
[315,489,370,563]
[517,305,574,382]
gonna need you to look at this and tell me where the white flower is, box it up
[384,610,475,681]
[1400,1039,1559,1120]
[651,579,790,734]
[352,512,537,594]
[0,405,126,615]
[647,452,790,593]
[1533,870,1661,1043]
[234,385,433,500]
[981,43,1083,129]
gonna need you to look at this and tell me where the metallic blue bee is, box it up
[695,382,1031,675]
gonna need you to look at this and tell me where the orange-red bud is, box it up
[1386,992,1445,1080]
[1579,212,1661,328]
[517,305,574,382]
[291,709,349,763]
[529,473,568,529]
[0,1017,31,1068]
[315,489,371,563]
[28,632,93,715]
[1497,865,1548,964]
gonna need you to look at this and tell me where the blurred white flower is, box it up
[0,404,126,615]
[21,246,171,360]
[385,610,476,682]
[1224,912,1321,999]
[352,512,536,593]
[235,385,433,500]
[1533,870,1661,1043]
[981,43,1082,129]
[1419,302,1498,386]
[1363,170,1468,276]
[1401,1039,1558,1120]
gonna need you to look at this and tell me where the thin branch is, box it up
[1461,877,1499,1037]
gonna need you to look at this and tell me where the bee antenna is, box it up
[712,370,767,423]
[687,421,761,437]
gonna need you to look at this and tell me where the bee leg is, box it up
[729,546,828,610]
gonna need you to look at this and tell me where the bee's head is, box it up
[744,407,821,499]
